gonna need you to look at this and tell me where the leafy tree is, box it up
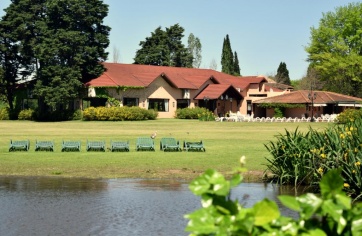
[221,34,234,75]
[294,66,325,90]
[134,24,193,67]
[306,2,362,97]
[233,51,240,76]
[275,62,291,85]
[187,33,202,68]
[1,0,110,118]
[0,0,36,112]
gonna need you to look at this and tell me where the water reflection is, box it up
[0,177,301,236]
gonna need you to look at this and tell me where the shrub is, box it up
[265,117,362,200]
[176,107,215,120]
[273,107,284,118]
[82,106,158,121]
[18,109,34,120]
[72,109,82,120]
[0,107,9,120]
[185,168,362,235]
[336,109,362,124]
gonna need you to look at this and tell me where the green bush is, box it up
[82,106,158,121]
[336,109,362,123]
[72,109,82,120]
[273,107,284,118]
[18,109,34,120]
[0,107,10,120]
[176,107,215,121]
[265,117,362,200]
[185,168,362,235]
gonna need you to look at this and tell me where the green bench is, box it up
[86,140,105,152]
[136,137,155,151]
[183,140,205,152]
[35,140,54,151]
[110,140,130,152]
[160,137,181,152]
[61,140,81,152]
[9,140,30,152]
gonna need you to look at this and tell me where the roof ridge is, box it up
[104,72,119,86]
[300,90,310,102]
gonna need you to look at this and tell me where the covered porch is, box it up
[194,84,243,117]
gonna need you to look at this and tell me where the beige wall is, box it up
[92,76,213,118]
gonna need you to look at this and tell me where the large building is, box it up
[85,63,291,118]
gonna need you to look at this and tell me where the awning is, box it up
[312,104,327,107]
[338,103,362,107]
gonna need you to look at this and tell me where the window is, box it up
[123,98,139,107]
[148,99,169,112]
[177,99,189,109]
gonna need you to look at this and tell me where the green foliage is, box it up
[93,88,121,107]
[82,106,158,121]
[72,109,82,120]
[175,107,214,120]
[233,52,240,76]
[18,109,34,120]
[1,0,110,111]
[257,103,304,109]
[336,109,362,124]
[33,108,81,121]
[273,107,284,118]
[275,62,291,85]
[185,168,362,235]
[0,107,9,120]
[134,24,193,67]
[221,34,240,76]
[306,3,362,97]
[265,118,362,200]
[198,109,216,121]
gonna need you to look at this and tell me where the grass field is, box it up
[0,119,332,181]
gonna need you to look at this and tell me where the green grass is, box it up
[0,119,331,181]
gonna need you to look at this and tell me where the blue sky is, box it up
[0,1,357,80]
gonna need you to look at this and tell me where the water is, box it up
[0,177,300,236]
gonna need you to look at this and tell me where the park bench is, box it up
[61,140,81,152]
[9,139,30,152]
[183,140,205,152]
[136,137,155,151]
[86,140,106,152]
[35,140,54,151]
[110,140,130,152]
[160,137,181,152]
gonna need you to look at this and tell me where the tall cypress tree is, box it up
[275,62,291,85]
[233,51,240,76]
[221,34,234,75]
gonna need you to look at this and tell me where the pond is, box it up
[0,177,301,236]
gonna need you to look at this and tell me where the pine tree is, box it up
[275,62,291,85]
[134,24,193,67]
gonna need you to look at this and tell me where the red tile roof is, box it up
[253,90,362,104]
[85,63,268,90]
[194,84,232,99]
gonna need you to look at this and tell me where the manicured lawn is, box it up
[0,119,331,181]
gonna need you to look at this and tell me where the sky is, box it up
[0,0,358,80]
